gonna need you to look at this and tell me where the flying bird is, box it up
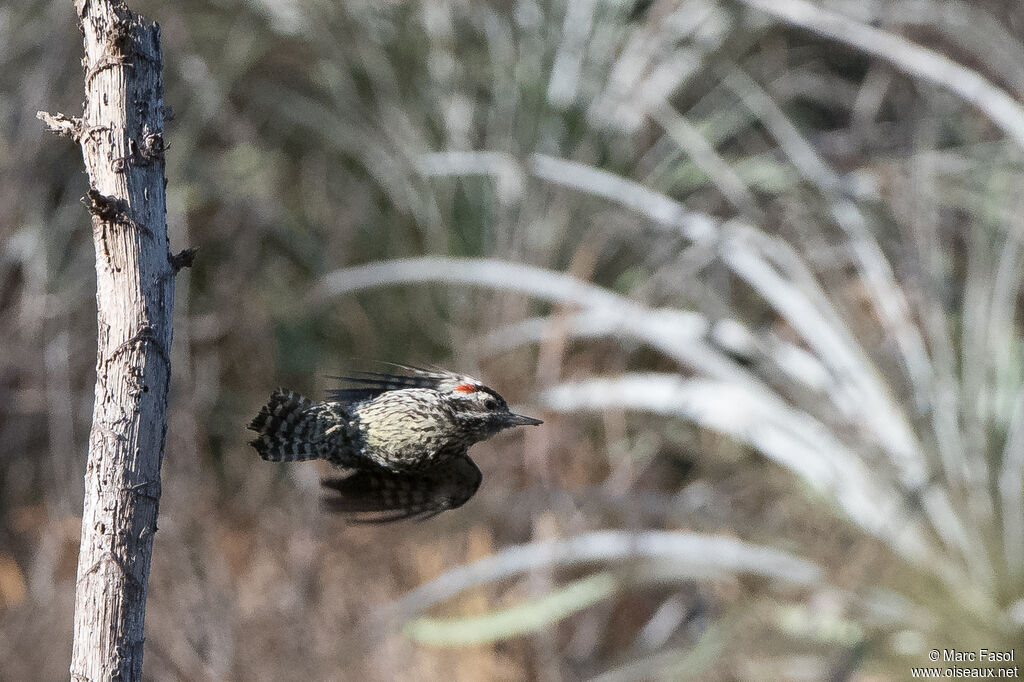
[248,365,542,522]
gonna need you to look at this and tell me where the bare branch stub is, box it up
[83,187,122,221]
[37,110,83,139]
[169,246,198,272]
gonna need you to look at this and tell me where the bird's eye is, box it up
[484,399,498,410]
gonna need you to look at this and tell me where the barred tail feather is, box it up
[249,389,331,462]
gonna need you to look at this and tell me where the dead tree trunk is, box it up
[39,1,187,679]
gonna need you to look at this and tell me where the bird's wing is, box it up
[320,455,482,523]
[325,364,468,405]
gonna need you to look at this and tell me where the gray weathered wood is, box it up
[40,1,178,680]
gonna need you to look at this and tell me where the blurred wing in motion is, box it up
[325,364,467,405]
[321,455,483,523]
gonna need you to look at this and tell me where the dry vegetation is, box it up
[3,0,1024,679]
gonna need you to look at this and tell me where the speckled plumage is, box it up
[247,365,542,521]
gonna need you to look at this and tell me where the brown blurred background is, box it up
[3,0,1024,679]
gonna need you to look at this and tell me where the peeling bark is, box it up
[41,1,179,680]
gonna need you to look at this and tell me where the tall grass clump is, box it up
[310,0,1024,677]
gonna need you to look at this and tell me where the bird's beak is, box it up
[506,413,543,426]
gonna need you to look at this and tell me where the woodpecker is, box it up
[248,364,542,522]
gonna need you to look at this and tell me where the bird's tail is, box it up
[248,389,338,462]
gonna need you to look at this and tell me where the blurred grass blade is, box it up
[405,571,618,646]
[649,101,760,217]
[528,153,719,242]
[312,256,624,309]
[480,307,768,391]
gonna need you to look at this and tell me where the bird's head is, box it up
[446,380,543,441]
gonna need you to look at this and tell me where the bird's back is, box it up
[351,388,467,470]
